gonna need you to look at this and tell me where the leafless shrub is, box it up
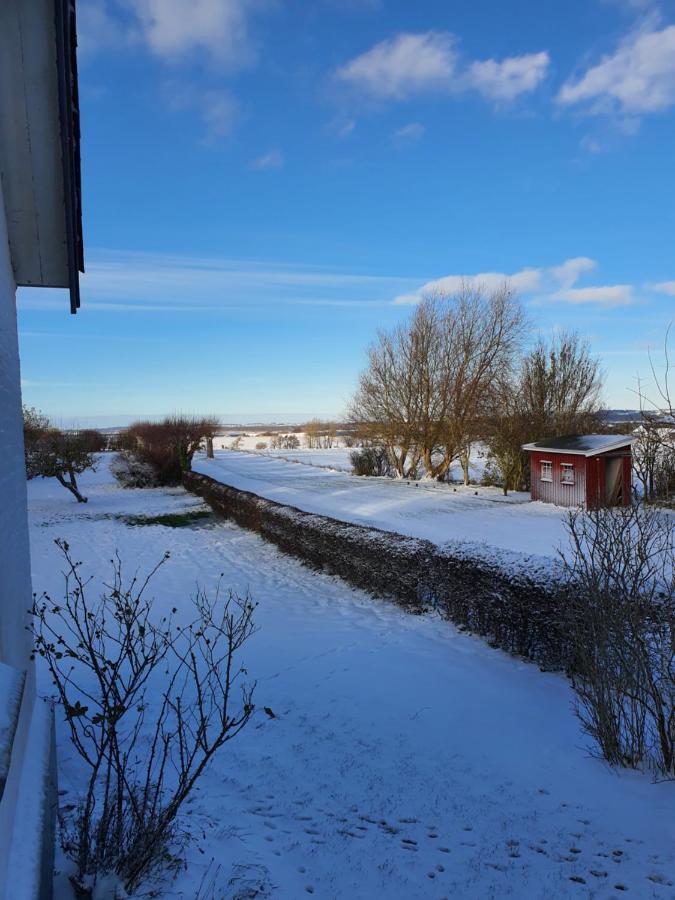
[32,540,256,895]
[560,506,675,776]
[255,441,268,450]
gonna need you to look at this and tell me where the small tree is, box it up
[23,408,96,503]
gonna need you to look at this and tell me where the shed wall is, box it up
[529,450,586,507]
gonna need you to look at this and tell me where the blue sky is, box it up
[17,0,675,425]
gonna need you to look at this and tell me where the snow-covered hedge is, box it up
[184,471,570,671]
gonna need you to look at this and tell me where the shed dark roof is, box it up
[522,434,635,457]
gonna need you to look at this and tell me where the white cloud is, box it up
[393,122,425,143]
[326,117,357,138]
[653,281,675,295]
[466,51,550,101]
[394,267,542,304]
[126,0,260,67]
[251,149,284,170]
[550,256,597,288]
[557,24,675,117]
[335,32,549,105]
[550,285,633,306]
[335,32,458,100]
[392,257,638,308]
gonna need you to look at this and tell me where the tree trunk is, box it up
[56,471,87,503]
[460,446,471,486]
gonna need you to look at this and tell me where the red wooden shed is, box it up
[522,434,635,508]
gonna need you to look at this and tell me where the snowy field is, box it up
[194,449,570,562]
[215,432,486,480]
[28,460,674,899]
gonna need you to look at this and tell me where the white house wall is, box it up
[0,178,34,678]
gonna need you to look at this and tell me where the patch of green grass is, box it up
[121,509,215,528]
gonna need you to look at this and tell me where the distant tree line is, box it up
[349,283,604,492]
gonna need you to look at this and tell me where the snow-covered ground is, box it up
[194,449,571,562]
[28,460,674,898]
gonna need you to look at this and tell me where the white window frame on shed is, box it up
[540,460,553,482]
[561,463,575,485]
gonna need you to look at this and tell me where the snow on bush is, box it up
[110,451,160,488]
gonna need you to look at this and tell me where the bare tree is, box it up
[350,283,525,480]
[438,284,525,482]
[484,381,531,494]
[349,324,425,478]
[520,330,604,438]
[32,541,256,895]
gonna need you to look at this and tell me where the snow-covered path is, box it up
[28,464,674,899]
[194,449,571,560]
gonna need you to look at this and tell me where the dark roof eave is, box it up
[55,0,84,314]
[522,434,636,457]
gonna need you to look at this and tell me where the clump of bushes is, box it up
[269,433,300,450]
[113,416,220,487]
[350,447,392,477]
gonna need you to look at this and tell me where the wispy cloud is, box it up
[550,285,634,307]
[335,31,549,105]
[393,122,425,144]
[17,250,419,313]
[653,280,675,296]
[557,23,675,121]
[325,117,357,138]
[251,149,284,170]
